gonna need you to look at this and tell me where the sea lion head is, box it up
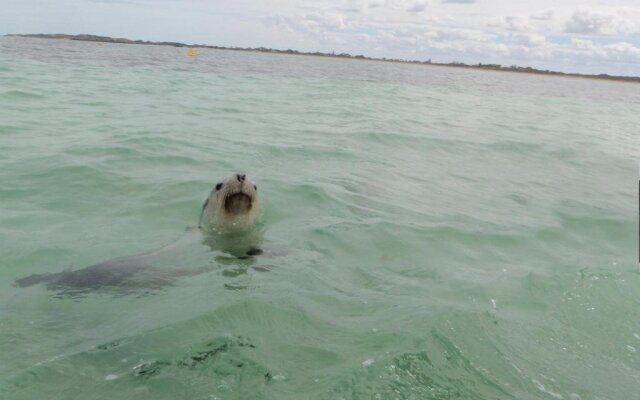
[199,174,260,233]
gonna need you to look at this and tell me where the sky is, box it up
[2,0,640,76]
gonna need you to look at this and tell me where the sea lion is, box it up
[14,173,264,294]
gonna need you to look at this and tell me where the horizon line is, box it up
[6,33,640,83]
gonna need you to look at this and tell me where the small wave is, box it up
[132,154,200,166]
[27,164,127,188]
[1,90,45,99]
[0,125,21,135]
[487,140,544,154]
[556,211,631,242]
[325,329,514,399]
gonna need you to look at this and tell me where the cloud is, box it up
[343,0,387,12]
[263,15,295,33]
[603,42,640,60]
[511,33,545,47]
[406,1,429,13]
[264,10,350,37]
[254,1,640,74]
[442,0,476,4]
[487,16,533,32]
[565,9,635,36]
[301,12,347,30]
[261,3,639,72]
[568,38,640,64]
[366,0,386,8]
[571,38,596,51]
[530,9,554,21]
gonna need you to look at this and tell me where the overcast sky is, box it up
[2,0,640,75]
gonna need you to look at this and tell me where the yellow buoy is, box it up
[186,48,197,57]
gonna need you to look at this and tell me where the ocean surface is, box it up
[0,36,638,400]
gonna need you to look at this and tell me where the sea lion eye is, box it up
[253,185,257,191]
[215,183,223,191]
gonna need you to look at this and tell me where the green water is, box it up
[1,37,639,399]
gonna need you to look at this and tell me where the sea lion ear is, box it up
[215,182,223,191]
[253,184,257,191]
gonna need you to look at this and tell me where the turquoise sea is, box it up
[0,36,638,399]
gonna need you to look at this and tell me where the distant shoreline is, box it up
[7,33,640,83]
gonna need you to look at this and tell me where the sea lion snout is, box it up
[199,173,260,232]
[225,192,253,215]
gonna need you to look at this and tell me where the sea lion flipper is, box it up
[246,247,263,256]
[13,272,54,288]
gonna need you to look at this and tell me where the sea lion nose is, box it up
[237,174,246,182]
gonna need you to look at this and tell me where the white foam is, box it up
[532,379,563,399]
[362,358,374,367]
